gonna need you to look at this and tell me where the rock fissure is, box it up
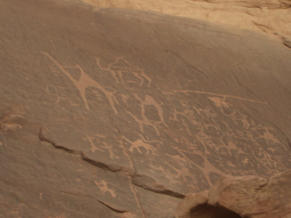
[97,200,128,214]
[38,128,185,200]
[115,126,186,200]
[60,191,128,214]
[38,128,128,173]
[132,174,185,199]
[81,154,132,173]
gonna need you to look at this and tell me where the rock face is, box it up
[175,170,291,218]
[80,0,291,46]
[0,0,291,217]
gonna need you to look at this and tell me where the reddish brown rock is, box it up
[0,0,291,217]
[176,170,291,218]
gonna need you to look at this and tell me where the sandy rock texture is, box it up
[176,170,291,218]
[80,0,291,46]
[1,0,291,217]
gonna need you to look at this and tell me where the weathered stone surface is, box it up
[80,0,291,46]
[175,170,291,218]
[0,0,291,217]
[283,38,291,48]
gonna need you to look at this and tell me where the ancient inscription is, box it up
[42,51,289,195]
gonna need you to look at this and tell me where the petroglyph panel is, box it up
[42,52,291,196]
[2,1,291,217]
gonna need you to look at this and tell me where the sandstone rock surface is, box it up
[80,0,291,46]
[176,170,291,218]
[0,0,291,217]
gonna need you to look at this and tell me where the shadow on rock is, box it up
[175,170,291,218]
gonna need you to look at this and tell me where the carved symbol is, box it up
[96,57,151,88]
[167,89,267,104]
[94,180,117,198]
[42,52,119,114]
